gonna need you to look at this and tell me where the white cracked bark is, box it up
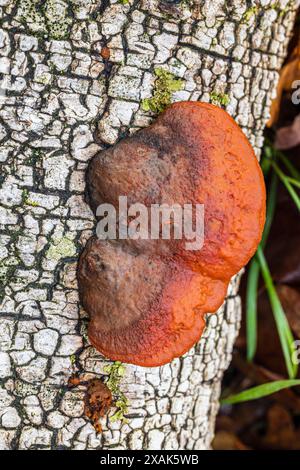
[0,0,297,450]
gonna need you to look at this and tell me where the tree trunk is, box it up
[0,0,297,450]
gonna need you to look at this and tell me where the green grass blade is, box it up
[261,171,278,248]
[264,137,300,181]
[256,246,298,378]
[246,143,299,371]
[246,259,259,361]
[286,176,300,189]
[276,149,300,180]
[222,379,300,405]
[272,162,300,211]
[260,145,273,176]
[246,172,278,362]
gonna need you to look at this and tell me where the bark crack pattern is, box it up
[0,0,297,450]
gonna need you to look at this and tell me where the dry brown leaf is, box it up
[268,41,300,127]
[213,431,251,450]
[277,284,300,338]
[275,114,300,149]
[261,404,300,450]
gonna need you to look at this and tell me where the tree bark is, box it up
[0,0,297,450]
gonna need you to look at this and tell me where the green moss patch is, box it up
[210,91,230,107]
[142,68,183,115]
[104,361,129,424]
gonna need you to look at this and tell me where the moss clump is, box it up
[22,188,39,207]
[22,188,29,204]
[142,68,183,115]
[46,237,76,261]
[70,354,76,365]
[104,361,129,424]
[242,6,259,24]
[210,91,230,107]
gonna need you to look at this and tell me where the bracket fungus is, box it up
[78,102,266,367]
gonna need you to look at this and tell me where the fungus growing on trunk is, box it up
[84,379,112,433]
[78,102,266,367]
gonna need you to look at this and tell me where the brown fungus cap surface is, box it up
[78,102,266,367]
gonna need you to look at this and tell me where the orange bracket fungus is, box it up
[78,102,266,367]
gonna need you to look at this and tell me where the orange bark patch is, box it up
[100,46,110,60]
[84,379,112,433]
